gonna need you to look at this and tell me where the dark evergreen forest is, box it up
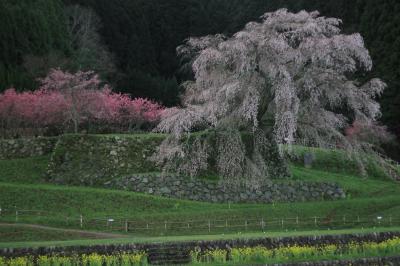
[0,0,399,142]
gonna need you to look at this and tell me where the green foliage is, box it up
[359,0,400,142]
[0,0,69,90]
[120,69,181,107]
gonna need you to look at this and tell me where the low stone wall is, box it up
[0,137,58,160]
[107,174,345,203]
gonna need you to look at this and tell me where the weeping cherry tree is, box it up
[152,9,390,185]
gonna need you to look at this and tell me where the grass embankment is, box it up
[0,134,399,244]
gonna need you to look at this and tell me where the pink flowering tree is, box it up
[32,89,69,130]
[39,69,102,133]
[0,69,165,137]
[0,88,70,137]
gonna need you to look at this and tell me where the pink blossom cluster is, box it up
[0,69,165,136]
[345,121,392,145]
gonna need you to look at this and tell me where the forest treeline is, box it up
[0,0,399,142]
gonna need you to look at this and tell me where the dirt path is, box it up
[0,223,127,239]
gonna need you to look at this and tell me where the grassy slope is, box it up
[0,174,399,237]
[0,170,399,214]
[291,167,400,198]
[0,135,399,243]
[0,224,108,243]
[1,181,399,219]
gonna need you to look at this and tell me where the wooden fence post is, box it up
[208,220,211,233]
[80,215,83,228]
[314,216,317,227]
[125,220,128,232]
[261,218,264,231]
[15,210,18,222]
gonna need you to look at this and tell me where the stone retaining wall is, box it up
[0,137,58,159]
[47,134,163,185]
[107,174,345,203]
[1,135,346,204]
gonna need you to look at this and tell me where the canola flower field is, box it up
[0,252,147,266]
[191,237,400,265]
[1,237,400,265]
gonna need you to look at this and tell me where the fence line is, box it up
[0,207,398,235]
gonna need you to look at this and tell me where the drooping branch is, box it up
[153,9,389,182]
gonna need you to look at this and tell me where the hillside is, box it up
[1,2,400,264]
[1,0,399,149]
[0,134,399,242]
